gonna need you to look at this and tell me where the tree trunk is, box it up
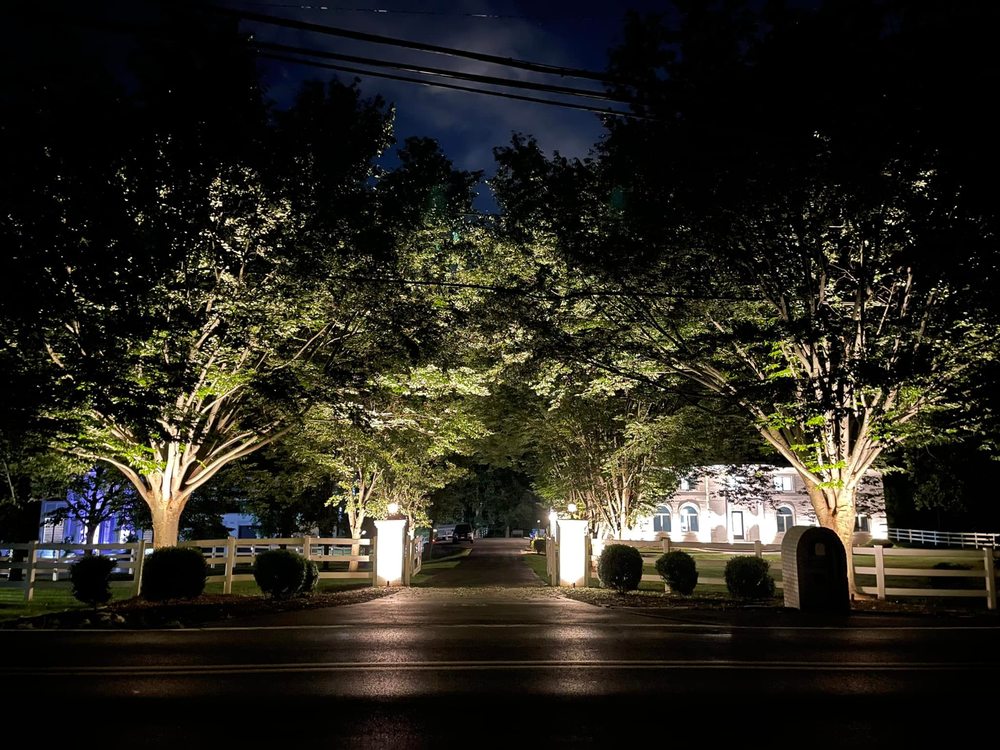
[804,479,859,596]
[147,495,190,548]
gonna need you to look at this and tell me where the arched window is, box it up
[680,504,700,533]
[653,505,671,533]
[776,506,794,533]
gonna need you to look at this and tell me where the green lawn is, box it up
[410,547,471,586]
[522,551,549,583]
[0,574,380,623]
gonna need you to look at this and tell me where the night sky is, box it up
[8,0,682,211]
[210,0,674,209]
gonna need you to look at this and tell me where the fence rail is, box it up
[1,535,380,601]
[0,541,147,601]
[888,528,1000,549]
[583,538,997,609]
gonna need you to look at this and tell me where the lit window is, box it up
[776,506,793,532]
[854,515,870,532]
[679,478,693,491]
[680,505,699,533]
[773,475,793,492]
[653,505,671,533]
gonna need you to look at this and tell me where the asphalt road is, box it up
[3,539,997,747]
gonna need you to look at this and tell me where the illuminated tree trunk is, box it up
[804,480,859,596]
[344,466,381,572]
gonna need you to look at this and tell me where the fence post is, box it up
[584,536,592,587]
[224,536,237,595]
[754,540,762,558]
[874,543,886,600]
[984,548,996,611]
[131,539,147,598]
[302,535,312,566]
[662,537,671,554]
[370,537,377,587]
[403,537,411,587]
[24,541,38,602]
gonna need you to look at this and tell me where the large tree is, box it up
[3,7,470,546]
[491,2,1000,591]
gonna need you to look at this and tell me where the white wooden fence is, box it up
[0,541,147,601]
[0,535,381,601]
[180,536,375,594]
[584,539,998,609]
[888,528,1000,549]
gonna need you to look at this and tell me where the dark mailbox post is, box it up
[781,526,849,613]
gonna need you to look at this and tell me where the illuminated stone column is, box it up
[557,519,589,587]
[374,518,407,586]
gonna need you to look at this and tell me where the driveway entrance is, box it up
[418,537,544,588]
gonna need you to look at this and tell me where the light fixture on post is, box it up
[387,501,400,518]
[548,508,558,541]
[567,502,577,519]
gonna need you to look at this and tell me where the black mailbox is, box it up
[781,526,849,613]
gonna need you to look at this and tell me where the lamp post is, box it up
[548,508,558,542]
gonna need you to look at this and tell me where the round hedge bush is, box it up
[70,554,116,608]
[724,555,776,599]
[532,537,546,554]
[655,550,698,595]
[141,545,208,601]
[254,548,307,600]
[597,543,643,593]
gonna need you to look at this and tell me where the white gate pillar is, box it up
[557,519,589,587]
[374,518,407,586]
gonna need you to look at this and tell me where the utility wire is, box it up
[227,3,539,20]
[258,52,642,117]
[253,40,630,103]
[207,4,621,83]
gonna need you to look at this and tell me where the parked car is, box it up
[453,523,474,544]
[434,525,455,544]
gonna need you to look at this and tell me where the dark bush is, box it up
[300,559,320,595]
[532,537,546,554]
[655,550,699,595]
[254,548,307,600]
[724,555,776,599]
[141,545,208,601]
[70,554,116,608]
[597,544,643,593]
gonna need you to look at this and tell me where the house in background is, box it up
[37,499,260,548]
[620,465,887,545]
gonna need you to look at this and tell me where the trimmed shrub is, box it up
[724,555,776,599]
[70,554,116,608]
[655,550,698,595]
[532,537,546,554]
[597,544,643,594]
[141,546,208,601]
[300,559,320,595]
[254,548,307,600]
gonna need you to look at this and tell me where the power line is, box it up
[227,3,540,21]
[252,40,630,103]
[258,52,641,118]
[207,4,620,83]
